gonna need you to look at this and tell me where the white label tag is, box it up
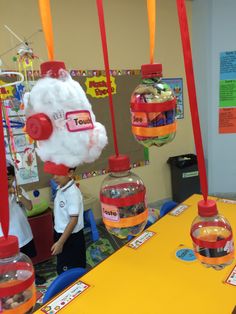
[169,204,189,216]
[217,198,236,204]
[127,230,156,249]
[182,171,199,178]
[41,281,90,313]
[225,265,236,286]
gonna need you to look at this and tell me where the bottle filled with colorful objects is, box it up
[130,63,177,147]
[0,236,36,313]
[100,155,148,239]
[191,200,234,270]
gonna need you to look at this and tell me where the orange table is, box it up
[35,195,236,314]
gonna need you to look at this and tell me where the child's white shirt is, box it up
[0,187,33,248]
[54,180,84,234]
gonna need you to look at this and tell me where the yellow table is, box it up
[35,194,236,314]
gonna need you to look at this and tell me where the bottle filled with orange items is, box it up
[191,200,234,270]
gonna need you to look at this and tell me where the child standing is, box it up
[0,163,45,285]
[47,164,86,274]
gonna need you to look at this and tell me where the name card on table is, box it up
[225,265,236,286]
[169,204,189,216]
[127,230,156,249]
[41,281,90,314]
[217,198,236,204]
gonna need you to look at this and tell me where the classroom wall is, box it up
[192,0,236,195]
[0,0,194,212]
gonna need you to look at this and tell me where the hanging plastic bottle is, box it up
[100,155,148,239]
[130,63,177,147]
[0,236,36,313]
[191,200,234,270]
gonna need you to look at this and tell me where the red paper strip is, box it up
[176,0,208,201]
[96,0,119,157]
[0,101,10,237]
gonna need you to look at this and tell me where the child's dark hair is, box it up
[7,164,15,177]
[69,167,76,172]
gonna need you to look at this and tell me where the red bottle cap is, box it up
[108,155,131,172]
[0,235,19,258]
[41,61,66,78]
[198,199,218,217]
[141,63,163,78]
[26,113,53,140]
[44,161,69,176]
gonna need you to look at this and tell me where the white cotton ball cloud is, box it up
[24,70,108,167]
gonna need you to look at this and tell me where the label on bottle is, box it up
[131,112,148,126]
[101,203,120,222]
[66,110,94,132]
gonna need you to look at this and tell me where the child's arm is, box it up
[51,216,78,255]
[17,187,33,211]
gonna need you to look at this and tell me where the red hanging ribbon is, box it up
[176,0,208,202]
[0,101,10,238]
[96,0,119,157]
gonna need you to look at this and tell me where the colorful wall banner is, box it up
[219,51,236,133]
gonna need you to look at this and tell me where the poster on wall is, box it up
[162,78,184,119]
[1,80,39,185]
[219,51,236,133]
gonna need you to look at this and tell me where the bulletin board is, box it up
[2,70,183,191]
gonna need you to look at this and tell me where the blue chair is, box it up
[159,200,178,218]
[84,208,99,242]
[43,267,87,303]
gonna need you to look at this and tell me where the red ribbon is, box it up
[0,101,10,238]
[130,98,176,112]
[96,0,119,157]
[191,221,233,249]
[0,262,35,297]
[176,0,208,202]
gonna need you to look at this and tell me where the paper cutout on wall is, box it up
[85,76,117,98]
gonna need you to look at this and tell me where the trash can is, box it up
[167,154,201,203]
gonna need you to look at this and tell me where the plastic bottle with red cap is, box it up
[0,236,36,313]
[100,155,148,239]
[190,200,234,270]
[25,60,66,141]
[130,63,177,147]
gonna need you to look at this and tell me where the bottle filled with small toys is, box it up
[191,200,234,270]
[130,63,177,147]
[0,236,36,313]
[100,155,148,239]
